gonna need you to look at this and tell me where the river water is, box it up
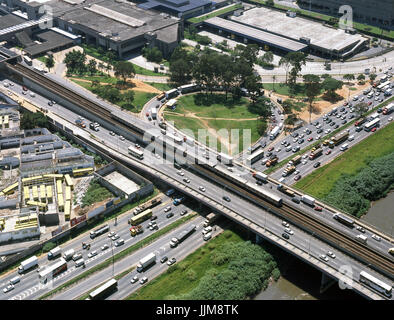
[255,191,394,300]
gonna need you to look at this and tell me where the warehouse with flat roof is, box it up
[230,7,368,59]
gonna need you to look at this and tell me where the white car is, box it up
[130,276,139,284]
[199,186,206,192]
[119,135,125,141]
[293,138,298,143]
[371,234,381,242]
[316,135,321,140]
[109,131,115,136]
[324,129,331,134]
[319,254,329,262]
[327,251,336,259]
[202,226,213,235]
[388,117,393,122]
[302,154,308,159]
[282,221,290,228]
[3,284,14,293]
[111,234,120,241]
[29,92,35,97]
[108,231,116,238]
[88,250,98,258]
[140,276,148,284]
[294,170,300,175]
[284,228,294,235]
[164,206,171,212]
[101,244,109,251]
[177,171,184,176]
[301,160,308,165]
[275,147,281,152]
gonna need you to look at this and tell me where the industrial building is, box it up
[298,0,394,27]
[0,0,182,58]
[229,7,368,59]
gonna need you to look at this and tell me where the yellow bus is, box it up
[40,185,46,200]
[3,115,9,128]
[65,200,71,221]
[72,167,94,177]
[130,209,152,226]
[26,200,48,212]
[64,174,74,190]
[23,186,30,203]
[46,185,53,203]
[65,186,71,201]
[22,175,43,184]
[43,174,63,179]
[32,185,39,200]
[2,182,18,195]
[58,193,64,212]
[56,180,63,194]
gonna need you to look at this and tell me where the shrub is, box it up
[186,269,197,281]
[43,242,56,253]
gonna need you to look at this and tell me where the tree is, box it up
[284,113,298,134]
[368,73,377,83]
[247,97,271,117]
[122,90,135,105]
[170,58,193,87]
[322,77,343,102]
[343,73,355,83]
[232,44,259,67]
[64,50,86,74]
[286,52,307,89]
[142,47,163,63]
[303,74,321,123]
[282,99,294,114]
[88,59,97,75]
[357,74,365,82]
[354,102,369,118]
[113,61,135,83]
[243,74,263,103]
[272,75,276,91]
[45,55,55,72]
[279,56,291,84]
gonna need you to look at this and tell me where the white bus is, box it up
[88,279,118,300]
[246,148,265,166]
[128,145,144,159]
[270,126,280,140]
[377,81,390,92]
[364,118,380,132]
[39,258,67,284]
[359,271,392,297]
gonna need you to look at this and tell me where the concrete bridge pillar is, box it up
[255,234,264,244]
[320,272,336,294]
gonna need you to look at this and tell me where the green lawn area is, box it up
[263,83,324,97]
[127,229,244,300]
[81,180,114,208]
[36,55,48,64]
[187,3,243,24]
[146,82,175,91]
[171,93,255,119]
[69,75,118,84]
[132,63,165,77]
[294,122,394,200]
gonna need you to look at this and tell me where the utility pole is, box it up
[110,240,115,277]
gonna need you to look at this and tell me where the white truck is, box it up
[301,195,315,206]
[252,171,268,183]
[217,153,233,165]
[18,256,38,273]
[355,234,368,244]
[170,225,196,248]
[137,252,156,272]
[203,213,220,228]
[151,107,157,120]
[62,248,75,261]
[47,246,62,260]
[269,126,280,140]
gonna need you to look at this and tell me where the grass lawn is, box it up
[171,93,255,119]
[294,122,394,200]
[263,83,324,97]
[146,82,175,92]
[126,228,244,300]
[187,3,243,24]
[132,63,165,77]
[69,75,118,84]
[36,55,48,64]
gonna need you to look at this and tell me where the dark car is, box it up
[342,120,347,124]
[256,180,263,185]
[334,124,339,129]
[377,108,383,113]
[160,256,168,264]
[292,132,299,138]
[166,212,174,218]
[282,233,290,239]
[292,196,301,204]
[260,141,267,148]
[355,126,363,132]
[317,128,323,134]
[266,151,272,157]
[298,139,304,144]
[330,122,335,127]
[348,114,354,119]
[313,162,321,168]
[294,175,301,181]
[150,215,158,221]
[340,107,345,112]
[326,118,332,124]
[313,121,319,126]
[223,196,231,202]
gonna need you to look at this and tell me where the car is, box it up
[183,177,191,183]
[292,138,298,143]
[371,234,382,242]
[149,224,158,231]
[325,150,331,155]
[316,129,323,134]
[340,107,345,112]
[302,154,308,159]
[326,118,332,123]
[22,86,27,91]
[293,170,300,175]
[375,92,380,96]
[284,228,294,235]
[119,135,125,141]
[334,124,339,129]
[3,284,14,293]
[327,251,336,259]
[166,212,174,218]
[341,120,347,125]
[275,147,281,152]
[313,162,321,168]
[314,206,323,211]
[223,196,231,202]
[371,127,377,132]
[355,126,363,132]
[377,108,383,113]
[267,146,274,152]
[130,275,139,283]
[348,114,355,119]
[291,132,299,138]
[368,101,372,106]
[356,226,366,233]
[180,209,188,216]
[330,121,335,127]
[199,186,206,192]
[319,254,329,262]
[307,137,313,142]
[266,151,273,157]
[324,129,331,134]
[160,256,169,264]
[298,139,304,144]
[282,221,290,228]
[48,101,53,106]
[177,170,184,176]
[101,244,109,251]
[135,143,141,149]
[88,250,98,258]
[108,231,116,238]
[301,160,308,165]
[114,239,125,247]
[72,253,82,261]
[164,206,171,212]
[291,196,301,204]
[282,233,290,240]
[294,175,301,181]
[343,101,348,106]
[375,97,380,101]
[140,277,148,284]
[281,140,287,145]
[29,92,35,97]
[256,180,263,185]
[148,221,156,228]
[167,257,177,266]
[316,135,321,140]
[109,131,115,136]
[292,146,300,152]
[388,117,393,122]
[150,215,158,222]
[111,234,120,241]
[299,133,305,139]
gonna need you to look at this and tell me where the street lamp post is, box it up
[110,240,115,277]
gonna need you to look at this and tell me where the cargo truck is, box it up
[173,196,185,206]
[288,155,302,166]
[47,246,62,260]
[277,184,295,197]
[301,195,315,206]
[282,165,296,177]
[18,256,38,273]
[309,148,322,160]
[269,126,280,140]
[383,103,394,115]
[130,225,143,237]
[252,171,268,183]
[203,212,220,227]
[266,155,278,167]
[63,248,75,261]
[90,224,109,239]
[75,118,86,128]
[329,131,349,148]
[170,224,196,248]
[137,252,156,272]
[355,234,368,244]
[217,153,233,165]
[354,117,367,127]
[151,107,157,120]
[38,258,67,284]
